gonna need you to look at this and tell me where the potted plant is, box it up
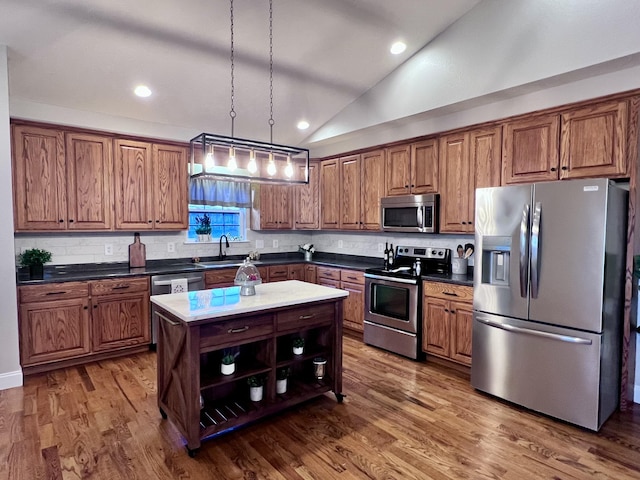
[195,213,212,242]
[292,337,305,355]
[247,375,265,401]
[221,352,238,375]
[18,248,52,280]
[276,367,289,394]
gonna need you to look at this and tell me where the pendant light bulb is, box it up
[227,147,237,171]
[247,149,258,173]
[284,155,293,178]
[205,145,215,172]
[267,152,276,176]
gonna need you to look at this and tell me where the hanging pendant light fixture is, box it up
[189,0,309,184]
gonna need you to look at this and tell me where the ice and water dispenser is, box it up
[480,236,511,286]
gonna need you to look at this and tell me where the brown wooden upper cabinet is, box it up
[252,183,293,230]
[502,100,629,185]
[320,158,340,229]
[385,139,438,196]
[560,100,628,179]
[294,160,319,229]
[12,125,113,231]
[439,126,502,233]
[114,140,188,230]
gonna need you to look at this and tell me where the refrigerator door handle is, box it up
[519,204,530,298]
[530,202,542,298]
[475,316,592,345]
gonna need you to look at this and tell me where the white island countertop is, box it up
[150,280,349,322]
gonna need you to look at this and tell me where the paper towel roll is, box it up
[171,278,188,293]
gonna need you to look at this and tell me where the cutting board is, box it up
[129,232,146,268]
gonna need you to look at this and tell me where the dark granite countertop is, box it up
[421,271,474,287]
[16,252,385,286]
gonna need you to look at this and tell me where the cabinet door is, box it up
[19,298,90,365]
[340,154,361,230]
[320,159,340,229]
[411,139,439,194]
[205,269,236,288]
[470,126,502,229]
[65,133,113,230]
[294,161,319,229]
[153,143,188,229]
[560,100,628,179]
[422,297,450,357]
[275,185,293,229]
[114,139,153,230]
[502,114,560,184]
[385,144,411,196]
[91,291,150,351]
[439,132,472,233]
[12,125,67,231]
[341,280,364,332]
[268,265,289,282]
[361,149,385,230]
[450,301,473,366]
[304,264,317,283]
[288,264,305,281]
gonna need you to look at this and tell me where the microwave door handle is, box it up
[519,204,530,298]
[416,207,423,230]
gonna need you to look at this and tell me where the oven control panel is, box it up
[396,246,450,260]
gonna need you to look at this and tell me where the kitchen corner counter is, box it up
[151,280,348,323]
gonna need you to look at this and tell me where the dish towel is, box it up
[171,278,189,294]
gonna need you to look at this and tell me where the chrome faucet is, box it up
[218,235,230,260]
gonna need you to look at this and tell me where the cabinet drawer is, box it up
[423,281,473,302]
[90,277,149,296]
[316,266,340,281]
[268,265,289,280]
[205,269,236,286]
[200,315,274,350]
[340,269,364,285]
[19,281,89,303]
[276,302,334,331]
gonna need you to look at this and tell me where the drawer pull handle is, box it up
[45,291,67,295]
[443,291,458,297]
[112,285,130,290]
[299,314,315,320]
[156,312,179,326]
[228,326,249,334]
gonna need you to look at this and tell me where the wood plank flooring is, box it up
[1,335,639,479]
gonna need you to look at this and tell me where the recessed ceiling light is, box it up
[134,85,152,97]
[297,120,310,130]
[390,41,406,55]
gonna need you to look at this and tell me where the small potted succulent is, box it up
[221,351,238,375]
[276,367,290,394]
[292,337,305,355]
[247,375,265,401]
[18,248,52,280]
[195,213,212,242]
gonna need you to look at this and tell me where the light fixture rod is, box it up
[268,0,274,144]
[229,0,236,138]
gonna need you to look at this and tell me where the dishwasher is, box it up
[150,272,206,346]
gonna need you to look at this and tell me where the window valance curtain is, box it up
[189,177,251,208]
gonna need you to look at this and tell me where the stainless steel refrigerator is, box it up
[472,178,627,431]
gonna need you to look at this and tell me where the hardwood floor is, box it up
[1,335,639,479]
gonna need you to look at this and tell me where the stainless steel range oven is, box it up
[364,245,450,359]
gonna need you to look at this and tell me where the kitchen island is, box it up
[150,280,348,455]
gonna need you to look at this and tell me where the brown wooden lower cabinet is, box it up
[317,266,365,332]
[18,277,150,374]
[422,281,473,366]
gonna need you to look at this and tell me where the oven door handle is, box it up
[364,273,418,285]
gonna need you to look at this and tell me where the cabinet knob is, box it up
[561,166,568,171]
[156,220,160,223]
[148,220,153,223]
[451,310,456,314]
[69,219,74,223]
[59,219,64,223]
[550,167,557,172]
[84,306,88,310]
[444,308,449,313]
[93,304,98,309]
[411,184,415,188]
[461,221,466,225]
[405,184,409,188]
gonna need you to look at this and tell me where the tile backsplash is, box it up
[14,230,475,266]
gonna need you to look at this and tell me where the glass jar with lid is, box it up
[234,258,262,295]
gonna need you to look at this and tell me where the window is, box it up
[187,204,247,242]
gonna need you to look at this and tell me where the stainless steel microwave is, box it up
[381,194,439,233]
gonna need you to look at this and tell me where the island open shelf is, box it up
[151,280,348,455]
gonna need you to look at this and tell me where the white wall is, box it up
[0,46,22,389]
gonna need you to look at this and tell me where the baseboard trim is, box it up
[0,369,23,390]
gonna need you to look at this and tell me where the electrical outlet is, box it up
[338,240,343,249]
[378,243,384,253]
[167,242,175,253]
[256,240,264,249]
[273,239,279,248]
[104,244,113,256]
